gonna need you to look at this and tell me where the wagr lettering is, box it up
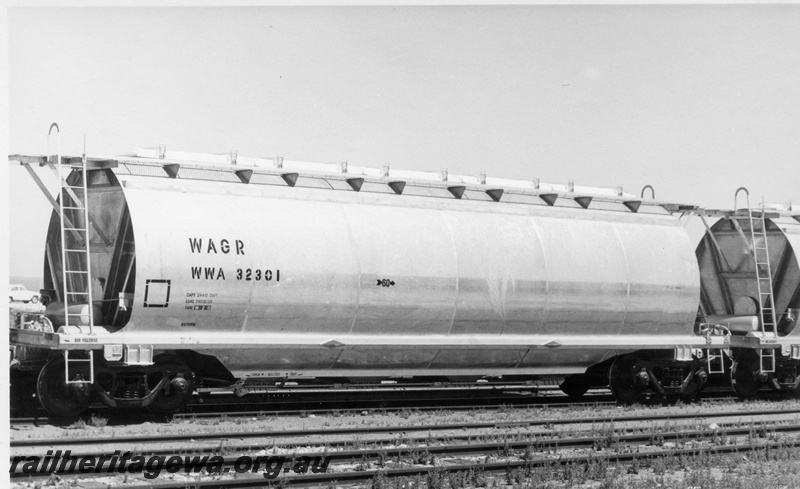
[189,238,244,255]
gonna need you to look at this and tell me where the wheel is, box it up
[560,375,590,399]
[30,295,39,304]
[731,351,761,398]
[609,356,646,404]
[147,354,194,414]
[37,356,92,417]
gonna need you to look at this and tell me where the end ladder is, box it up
[735,187,777,374]
[49,123,95,385]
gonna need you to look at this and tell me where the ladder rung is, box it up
[64,228,89,232]
[62,206,85,210]
[65,249,89,252]
[65,270,89,274]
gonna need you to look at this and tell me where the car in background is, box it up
[9,284,39,303]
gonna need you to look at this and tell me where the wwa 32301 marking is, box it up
[190,267,281,282]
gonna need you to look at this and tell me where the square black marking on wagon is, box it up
[144,279,171,308]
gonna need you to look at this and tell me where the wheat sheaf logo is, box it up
[376,279,396,287]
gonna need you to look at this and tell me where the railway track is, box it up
[13,405,800,450]
[10,398,618,429]
[10,391,619,427]
[11,408,800,486]
[11,385,779,428]
[11,416,800,462]
[113,440,800,489]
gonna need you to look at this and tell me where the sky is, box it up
[4,4,800,282]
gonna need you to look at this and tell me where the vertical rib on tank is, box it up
[43,168,135,331]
